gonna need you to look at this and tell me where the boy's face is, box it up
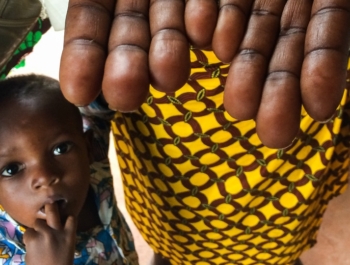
[0,96,91,228]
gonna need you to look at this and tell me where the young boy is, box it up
[0,74,139,265]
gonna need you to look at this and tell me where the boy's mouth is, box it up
[40,197,67,214]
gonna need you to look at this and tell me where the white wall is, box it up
[9,28,64,79]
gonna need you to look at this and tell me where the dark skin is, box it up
[0,95,100,265]
[24,204,77,265]
[59,0,350,149]
[152,253,172,265]
[24,190,100,265]
[58,1,350,264]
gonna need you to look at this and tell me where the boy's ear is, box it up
[84,129,94,164]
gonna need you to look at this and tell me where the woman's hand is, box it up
[222,0,350,148]
[59,0,350,148]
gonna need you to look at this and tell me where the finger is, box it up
[256,0,312,148]
[23,228,36,245]
[102,0,150,112]
[32,219,52,233]
[45,203,63,230]
[224,0,287,121]
[149,0,191,92]
[63,216,78,259]
[60,0,115,106]
[64,216,78,241]
[212,0,254,63]
[64,216,77,232]
[256,76,301,149]
[103,48,149,111]
[224,0,288,121]
[301,0,350,122]
[184,0,218,49]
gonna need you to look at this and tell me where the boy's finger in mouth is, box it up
[40,197,67,214]
[39,197,68,229]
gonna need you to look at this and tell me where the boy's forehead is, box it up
[0,93,82,129]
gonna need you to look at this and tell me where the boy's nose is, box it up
[31,161,61,190]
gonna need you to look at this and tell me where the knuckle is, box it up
[115,11,148,20]
[68,0,113,16]
[252,8,279,18]
[238,49,268,61]
[220,3,248,17]
[279,26,306,38]
[267,70,300,81]
[313,6,350,17]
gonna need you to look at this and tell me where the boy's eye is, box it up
[1,163,25,177]
[53,142,73,156]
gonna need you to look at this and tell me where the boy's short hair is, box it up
[0,74,82,129]
[0,74,60,102]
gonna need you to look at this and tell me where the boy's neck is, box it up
[77,187,101,232]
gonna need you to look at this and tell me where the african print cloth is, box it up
[111,50,350,265]
[0,98,138,265]
[0,17,50,79]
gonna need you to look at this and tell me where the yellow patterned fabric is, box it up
[111,50,350,265]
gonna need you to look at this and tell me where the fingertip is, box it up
[60,45,105,106]
[256,107,300,149]
[149,0,190,92]
[301,52,347,122]
[256,77,302,149]
[224,60,265,121]
[45,203,63,230]
[149,30,190,92]
[66,215,76,224]
[65,215,77,230]
[212,8,243,63]
[102,46,150,112]
[257,125,299,149]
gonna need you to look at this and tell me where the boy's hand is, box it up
[23,203,77,265]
